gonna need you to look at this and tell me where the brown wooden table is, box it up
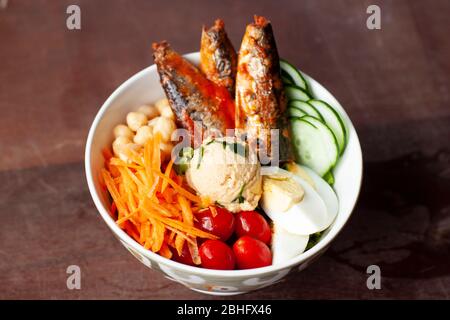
[1,0,449,299]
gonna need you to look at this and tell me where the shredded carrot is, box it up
[159,243,172,259]
[168,230,176,245]
[175,174,183,186]
[162,187,175,204]
[109,158,142,170]
[115,208,139,225]
[142,207,216,239]
[147,176,160,199]
[102,135,216,263]
[209,206,218,218]
[163,202,178,216]
[165,225,196,246]
[174,233,186,256]
[110,202,117,218]
[102,148,113,161]
[154,171,201,203]
[152,132,162,173]
[107,161,121,178]
[123,221,140,243]
[161,157,175,193]
[102,169,128,217]
[178,194,194,226]
[140,221,150,244]
[124,147,145,166]
[144,238,152,250]
[187,237,201,265]
[151,220,165,252]
[143,139,153,186]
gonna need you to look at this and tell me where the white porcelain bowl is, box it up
[85,53,363,296]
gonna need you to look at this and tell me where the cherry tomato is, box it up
[233,236,272,269]
[195,207,235,241]
[199,240,235,270]
[235,211,272,244]
[172,243,195,266]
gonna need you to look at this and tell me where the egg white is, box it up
[271,223,309,265]
[261,167,331,235]
[299,165,339,227]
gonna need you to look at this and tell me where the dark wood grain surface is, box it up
[0,0,449,299]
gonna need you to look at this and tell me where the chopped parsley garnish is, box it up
[214,140,248,157]
[233,183,246,203]
[174,159,190,175]
[214,140,227,149]
[180,146,194,159]
[196,146,204,169]
[214,201,224,208]
[305,231,323,250]
[174,147,194,175]
[228,142,248,157]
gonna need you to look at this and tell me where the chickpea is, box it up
[112,136,131,157]
[160,142,174,161]
[113,124,134,139]
[152,116,176,142]
[118,143,141,163]
[155,98,169,109]
[147,117,159,128]
[137,104,159,119]
[155,98,174,120]
[133,125,153,146]
[126,112,148,132]
[113,136,141,163]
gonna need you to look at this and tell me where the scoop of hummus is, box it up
[186,137,262,213]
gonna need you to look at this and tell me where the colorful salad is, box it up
[101,16,347,270]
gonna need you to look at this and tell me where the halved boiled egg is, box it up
[260,166,338,236]
[271,223,309,265]
[298,164,339,222]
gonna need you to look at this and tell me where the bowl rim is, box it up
[85,52,363,278]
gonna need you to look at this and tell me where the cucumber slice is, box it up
[282,75,293,85]
[288,100,324,122]
[280,59,308,92]
[303,116,340,169]
[281,69,294,84]
[285,84,311,102]
[308,99,347,155]
[288,107,306,118]
[290,116,339,177]
[323,171,335,185]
